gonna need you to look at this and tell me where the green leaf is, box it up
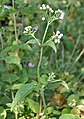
[77,99,84,105]
[0,73,19,83]
[59,114,75,119]
[44,40,57,53]
[67,94,79,106]
[28,99,40,113]
[26,39,38,45]
[5,56,22,70]
[62,108,70,114]
[0,66,6,72]
[75,115,81,119]
[11,83,24,90]
[1,46,14,54]
[19,117,25,119]
[46,82,61,90]
[46,107,54,114]
[51,118,57,119]
[11,83,34,110]
[40,75,48,85]
[0,106,6,119]
[20,6,38,15]
[5,56,20,64]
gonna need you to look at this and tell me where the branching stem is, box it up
[37,22,50,113]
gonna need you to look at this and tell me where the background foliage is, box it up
[0,0,84,119]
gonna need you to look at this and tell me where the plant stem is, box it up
[37,22,49,80]
[40,90,46,112]
[31,34,41,46]
[12,0,18,43]
[68,35,81,63]
[15,112,18,119]
[37,23,49,114]
[0,33,3,49]
[42,23,49,45]
[75,48,84,62]
[37,47,43,80]
[40,95,42,113]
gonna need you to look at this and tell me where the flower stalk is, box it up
[37,22,49,80]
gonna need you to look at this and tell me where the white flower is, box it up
[60,12,64,20]
[48,72,55,81]
[24,26,32,31]
[42,4,46,10]
[49,7,52,11]
[54,39,60,44]
[49,7,54,13]
[54,31,63,44]
[57,39,60,43]
[23,30,27,33]
[54,39,58,43]
[42,4,46,8]
[58,33,63,39]
[58,9,64,20]
[40,7,42,10]
[46,5,50,9]
[42,17,45,21]
[56,31,60,36]
[23,26,32,34]
[40,4,54,13]
[55,9,64,20]
[51,9,54,13]
[43,6,46,10]
[52,72,55,75]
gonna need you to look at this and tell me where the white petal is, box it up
[58,33,63,39]
[46,5,50,9]
[54,39,58,43]
[58,39,60,43]
[42,4,45,7]
[42,17,45,21]
[40,7,42,10]
[56,31,60,36]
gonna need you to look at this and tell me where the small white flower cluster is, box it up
[40,4,54,21]
[55,9,65,20]
[40,4,54,13]
[40,4,64,21]
[54,31,63,44]
[23,26,32,34]
[48,72,55,81]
